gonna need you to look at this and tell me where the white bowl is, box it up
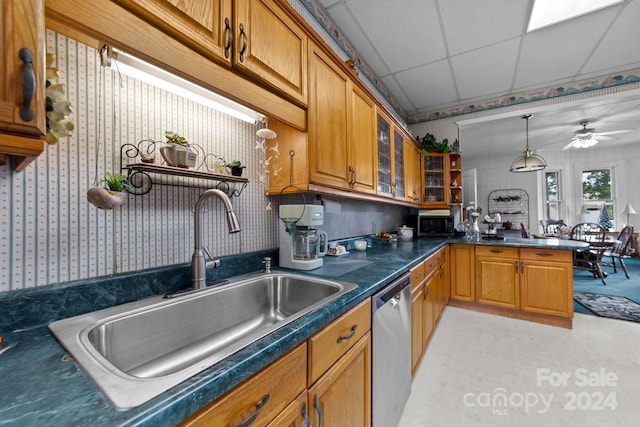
[354,240,367,251]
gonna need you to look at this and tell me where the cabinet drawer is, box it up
[308,298,371,385]
[180,343,307,427]
[424,253,437,275]
[410,261,426,289]
[520,248,572,263]
[475,246,519,258]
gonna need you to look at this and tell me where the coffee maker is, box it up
[279,204,328,270]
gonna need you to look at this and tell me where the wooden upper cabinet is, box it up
[349,84,376,194]
[113,0,307,106]
[393,129,405,200]
[404,140,421,204]
[0,0,46,171]
[111,0,234,65]
[234,0,307,106]
[308,43,350,190]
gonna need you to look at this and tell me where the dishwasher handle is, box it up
[372,272,411,311]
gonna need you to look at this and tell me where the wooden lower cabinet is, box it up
[180,343,307,427]
[308,333,371,427]
[475,246,519,309]
[449,244,574,328]
[449,244,475,301]
[520,248,573,318]
[410,282,425,374]
[180,300,373,426]
[410,247,448,376]
[267,391,309,427]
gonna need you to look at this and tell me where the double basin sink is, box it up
[49,272,356,410]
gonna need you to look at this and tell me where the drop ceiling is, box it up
[311,0,640,156]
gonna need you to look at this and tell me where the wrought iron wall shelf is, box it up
[120,140,248,197]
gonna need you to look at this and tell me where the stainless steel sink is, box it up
[48,272,356,410]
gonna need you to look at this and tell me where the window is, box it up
[581,168,614,229]
[544,171,561,219]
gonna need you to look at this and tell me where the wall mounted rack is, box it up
[119,140,248,197]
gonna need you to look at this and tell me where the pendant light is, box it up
[510,114,548,172]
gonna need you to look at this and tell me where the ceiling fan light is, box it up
[572,138,599,149]
[510,114,548,173]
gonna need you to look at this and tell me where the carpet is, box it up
[573,292,640,322]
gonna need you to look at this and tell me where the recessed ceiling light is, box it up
[527,0,624,32]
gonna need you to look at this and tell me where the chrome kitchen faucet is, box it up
[191,189,241,290]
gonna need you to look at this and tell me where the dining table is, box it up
[570,237,620,285]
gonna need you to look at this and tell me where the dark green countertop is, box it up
[0,239,446,427]
[0,236,584,426]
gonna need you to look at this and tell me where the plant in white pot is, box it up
[161,131,197,168]
[87,172,129,210]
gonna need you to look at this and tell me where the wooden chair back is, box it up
[611,225,634,256]
[570,222,605,242]
[540,219,565,234]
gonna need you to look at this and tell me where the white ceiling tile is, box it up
[439,0,527,55]
[380,76,415,113]
[393,60,458,112]
[451,39,520,100]
[342,0,447,72]
[514,6,620,89]
[318,0,341,8]
[326,4,391,76]
[582,0,640,73]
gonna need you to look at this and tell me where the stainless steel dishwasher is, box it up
[371,272,412,427]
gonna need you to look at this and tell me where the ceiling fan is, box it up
[562,120,632,150]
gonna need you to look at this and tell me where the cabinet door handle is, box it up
[224,17,232,59]
[233,394,269,427]
[314,394,324,427]
[348,166,355,188]
[239,23,248,62]
[515,260,518,274]
[19,48,35,122]
[439,265,444,278]
[415,272,423,279]
[423,283,428,300]
[490,249,503,253]
[337,324,357,343]
[301,402,311,427]
[536,252,553,257]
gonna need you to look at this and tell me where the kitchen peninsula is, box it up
[449,237,589,329]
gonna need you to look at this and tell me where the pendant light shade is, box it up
[510,114,548,173]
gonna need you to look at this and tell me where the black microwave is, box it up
[417,213,454,237]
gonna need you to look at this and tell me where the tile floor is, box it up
[398,307,640,427]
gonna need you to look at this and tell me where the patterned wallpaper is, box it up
[0,30,409,293]
[0,31,279,292]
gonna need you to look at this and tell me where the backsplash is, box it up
[0,31,277,292]
[0,31,408,293]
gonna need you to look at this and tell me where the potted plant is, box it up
[161,131,197,167]
[87,172,129,209]
[416,133,450,154]
[227,160,246,177]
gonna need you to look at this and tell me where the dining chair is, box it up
[520,223,528,238]
[570,222,607,285]
[602,225,634,279]
[539,219,565,234]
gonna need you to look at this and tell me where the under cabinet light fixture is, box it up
[110,49,265,124]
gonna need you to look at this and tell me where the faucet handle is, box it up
[203,247,220,269]
[262,257,272,273]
